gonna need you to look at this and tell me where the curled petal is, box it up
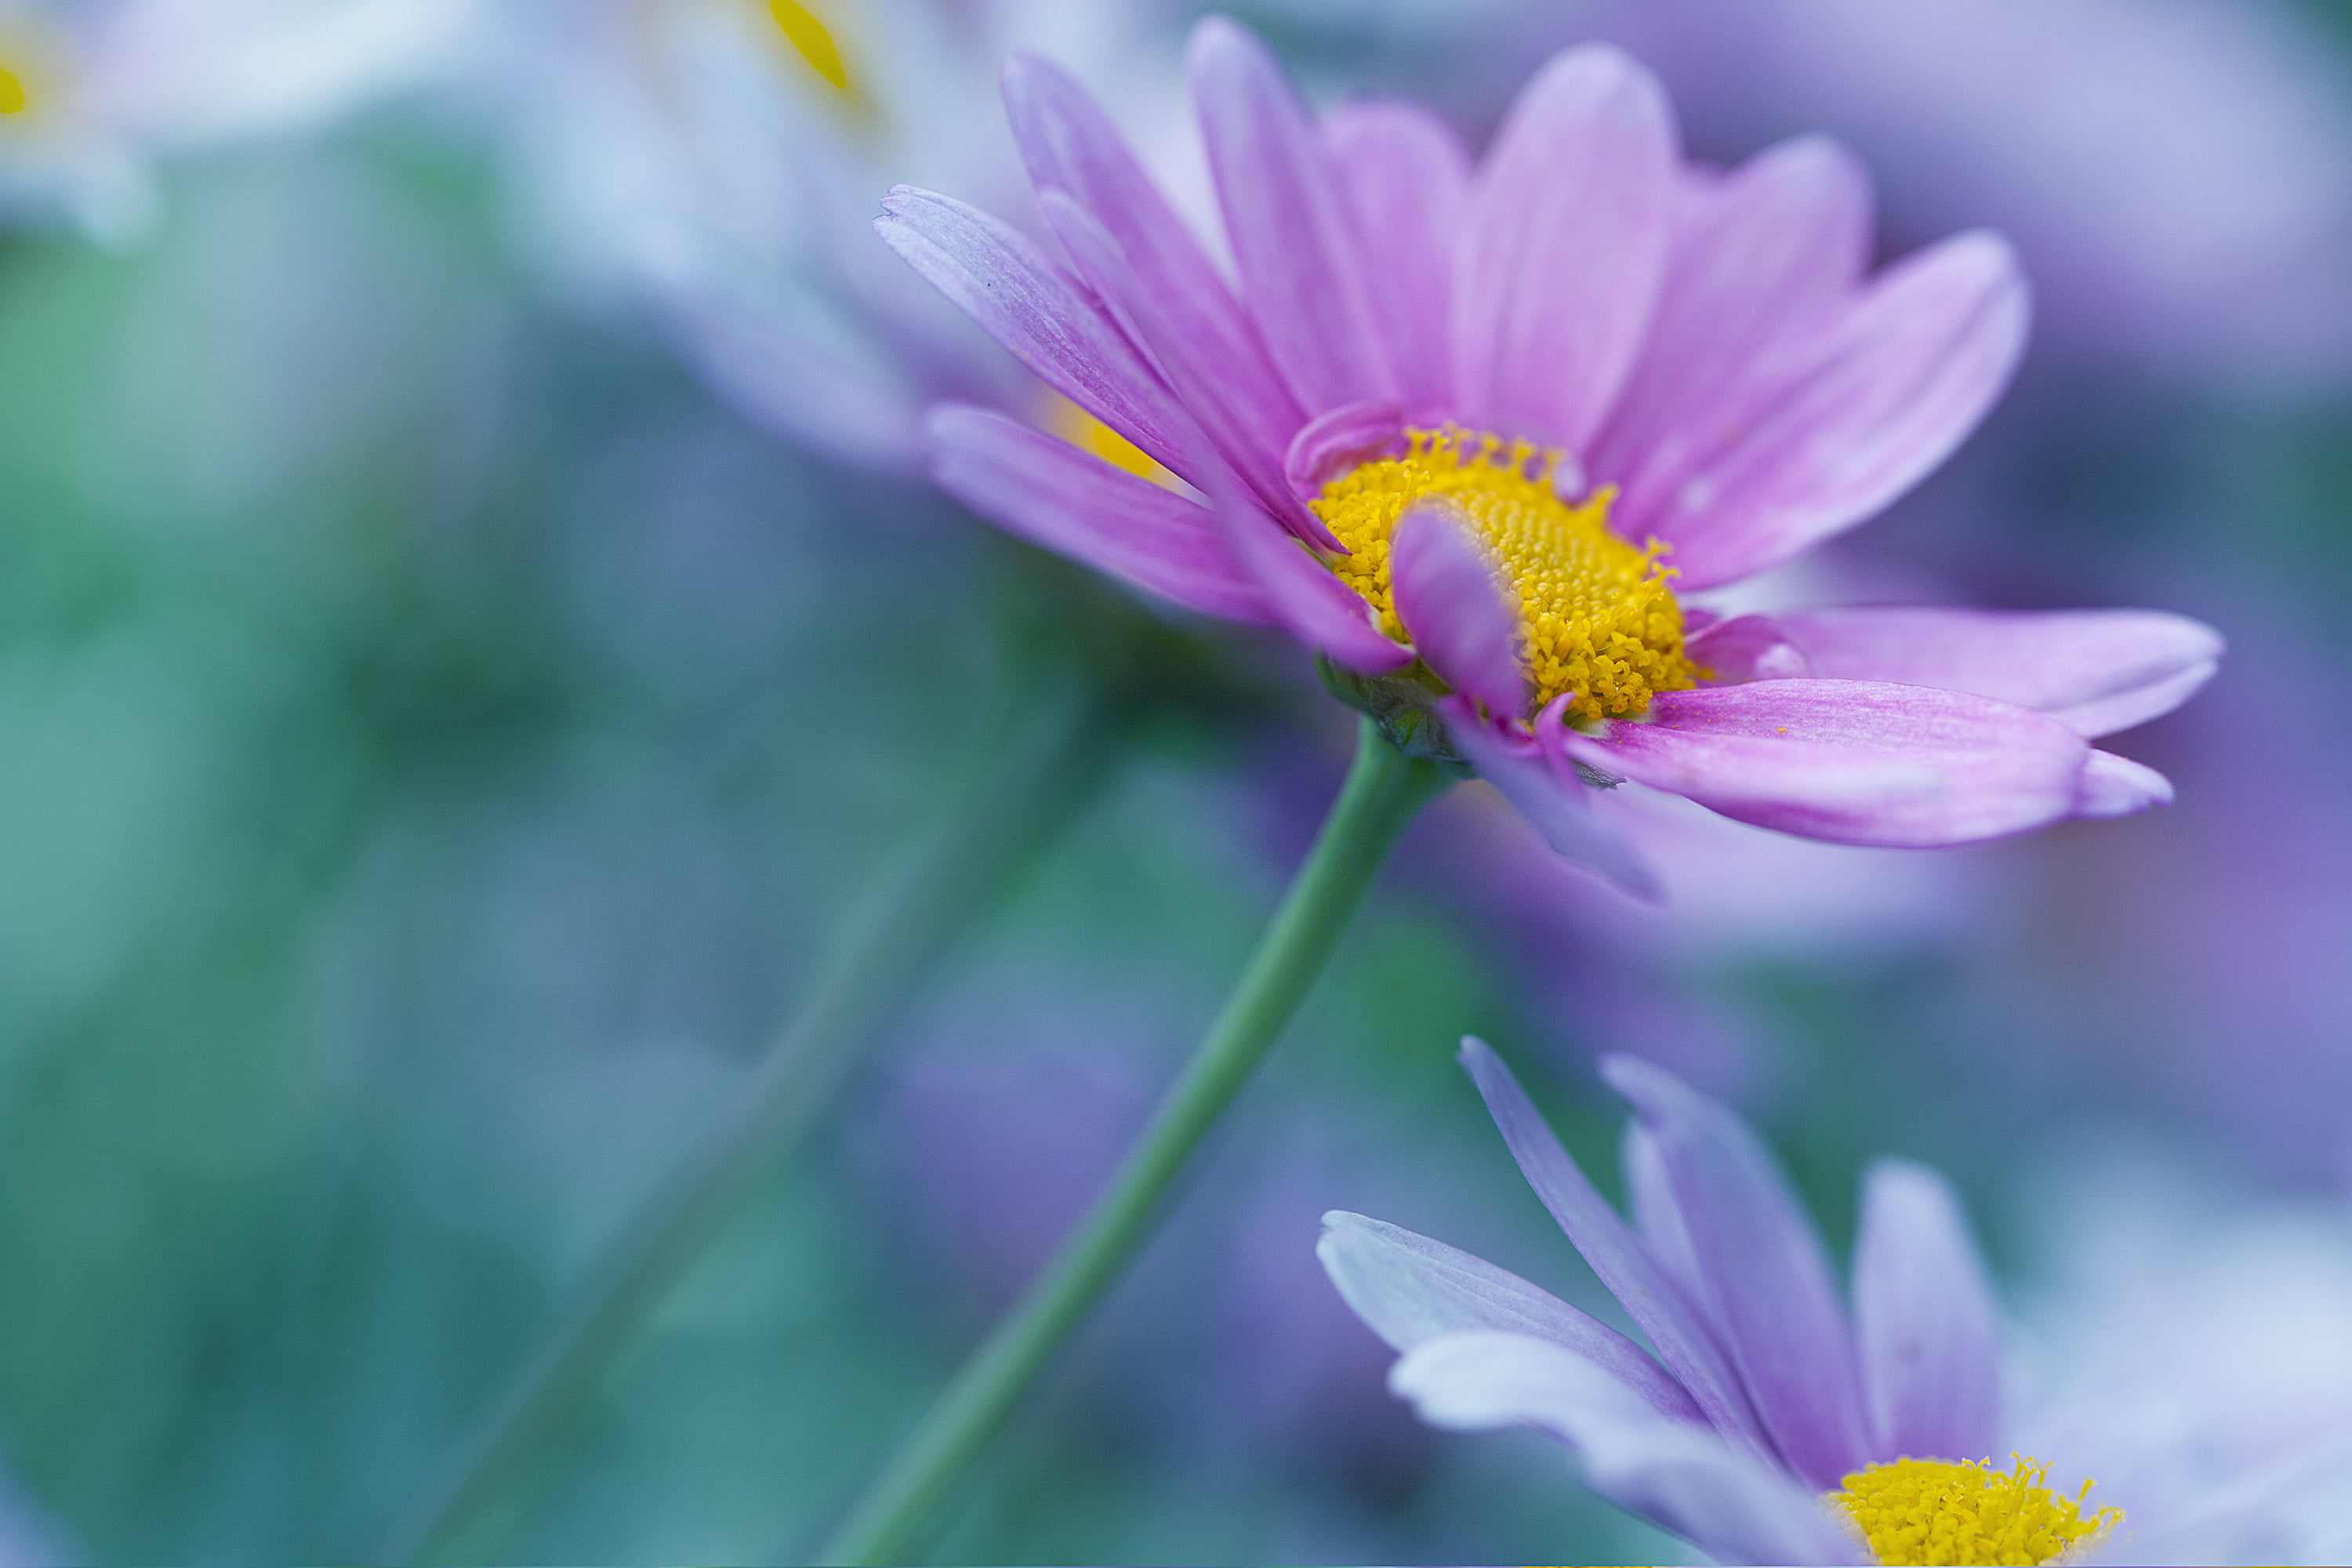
[1772,605,2223,737]
[1687,612,1814,683]
[1391,504,1525,717]
[2074,750,2173,818]
[1284,399,1408,500]
[1564,680,2098,848]
[1445,699,1659,898]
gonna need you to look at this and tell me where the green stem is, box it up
[820,717,1451,1566]
[381,684,1112,1566]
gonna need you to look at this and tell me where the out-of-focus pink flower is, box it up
[0,0,478,243]
[884,17,2217,890]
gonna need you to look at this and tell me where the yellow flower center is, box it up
[1832,1456,2123,1566]
[0,65,25,116]
[1311,428,1696,724]
[1050,397,1184,492]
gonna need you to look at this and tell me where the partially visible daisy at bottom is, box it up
[1319,1040,2352,1566]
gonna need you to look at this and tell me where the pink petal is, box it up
[1390,504,1525,716]
[875,186,1200,481]
[1283,399,1408,499]
[1592,135,1874,541]
[1773,605,2223,737]
[1642,232,2031,590]
[1563,680,2094,848]
[1036,187,1335,548]
[1323,100,1470,417]
[1851,1160,2000,1466]
[1444,700,1660,898]
[1686,613,1814,683]
[1453,45,1676,456]
[1210,481,1409,675]
[1190,18,1397,416]
[2073,750,2173,818]
[927,405,1272,625]
[1004,52,1305,458]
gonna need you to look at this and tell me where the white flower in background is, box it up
[0,0,481,244]
[481,0,1200,473]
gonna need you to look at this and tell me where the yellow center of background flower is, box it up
[1832,1456,2122,1566]
[1312,428,1695,724]
[0,66,26,116]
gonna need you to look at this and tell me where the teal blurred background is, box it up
[0,2,2347,1563]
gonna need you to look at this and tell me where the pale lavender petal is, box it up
[1393,1331,1867,1566]
[1851,1159,2000,1465]
[1004,52,1304,453]
[1324,100,1469,416]
[1443,702,1661,898]
[1622,1122,1704,1305]
[1646,232,2030,590]
[2074,750,2174,818]
[1602,1054,1875,1491]
[1390,504,1524,716]
[1454,45,1676,455]
[1036,187,1334,547]
[1456,1038,1773,1460]
[1563,680,2096,848]
[1317,1211,1702,1422]
[1283,399,1406,499]
[1211,487,1410,674]
[1595,136,1872,529]
[875,186,1197,478]
[1190,17,1396,415]
[927,405,1271,625]
[1686,612,1814,683]
[1773,605,2223,737]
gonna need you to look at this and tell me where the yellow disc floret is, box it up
[1832,1456,2123,1566]
[1311,428,1696,724]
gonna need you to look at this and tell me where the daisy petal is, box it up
[1283,399,1408,499]
[1773,605,2223,738]
[1595,135,1873,532]
[1653,232,2031,591]
[1190,17,1396,415]
[1602,1055,1875,1490]
[1454,45,1676,456]
[1564,680,2097,848]
[1036,187,1334,546]
[1456,1038,1771,1461]
[1622,1122,1704,1305]
[1212,485,1410,674]
[2074,749,2173,818]
[1390,503,1525,716]
[927,405,1271,625]
[1004,52,1303,452]
[1852,1159,2000,1466]
[1323,100,1469,416]
[1317,1211,1702,1422]
[1443,706,1660,898]
[1393,1330,1867,1566]
[875,185,1197,478]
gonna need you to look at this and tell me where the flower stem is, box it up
[819,717,1451,1566]
[381,683,1114,1566]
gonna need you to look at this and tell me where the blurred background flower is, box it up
[0,2,2341,1564]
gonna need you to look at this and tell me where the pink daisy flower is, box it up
[876,16,2220,890]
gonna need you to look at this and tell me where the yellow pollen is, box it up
[1311,427,1696,724]
[767,0,849,91]
[1832,1456,2123,1566]
[1048,397,1182,492]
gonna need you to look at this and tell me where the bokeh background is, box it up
[0,1,2348,1563]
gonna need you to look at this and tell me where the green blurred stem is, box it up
[821,717,1451,1566]
[383,683,1114,1566]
